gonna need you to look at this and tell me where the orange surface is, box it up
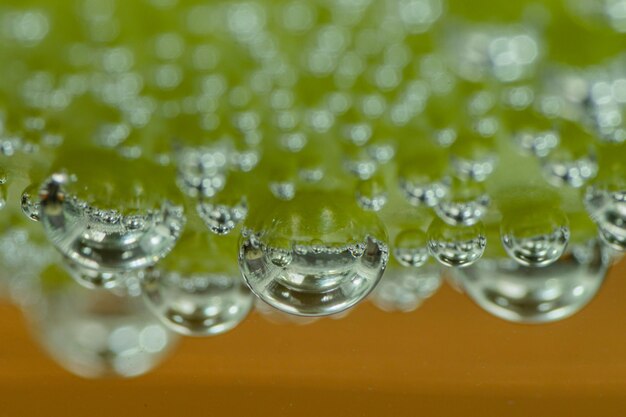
[1,261,625,417]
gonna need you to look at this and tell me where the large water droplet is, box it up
[501,209,570,267]
[142,270,254,336]
[39,174,186,272]
[393,229,429,267]
[427,219,486,267]
[239,193,388,316]
[27,284,179,378]
[451,241,608,323]
[371,263,442,312]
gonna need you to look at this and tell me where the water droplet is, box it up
[142,270,254,337]
[427,219,487,267]
[371,263,442,312]
[21,184,41,221]
[399,176,450,207]
[451,241,608,323]
[501,208,570,267]
[269,181,296,200]
[239,194,388,316]
[197,199,247,235]
[393,229,429,267]
[434,180,490,226]
[585,185,626,251]
[355,177,387,212]
[39,175,185,272]
[62,256,143,296]
[175,146,228,198]
[27,284,178,378]
[542,121,598,188]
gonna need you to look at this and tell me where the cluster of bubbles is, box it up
[0,0,625,378]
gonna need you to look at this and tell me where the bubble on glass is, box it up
[501,209,570,267]
[513,129,559,158]
[175,145,228,198]
[142,269,254,337]
[39,174,186,273]
[371,262,442,312]
[452,240,608,323]
[28,285,179,378]
[240,231,388,316]
[399,176,450,207]
[355,178,387,212]
[62,256,143,297]
[239,195,388,316]
[427,219,487,267]
[585,185,626,251]
[197,199,248,235]
[434,181,490,226]
[393,229,430,268]
[269,181,296,200]
[542,148,598,188]
[445,24,541,83]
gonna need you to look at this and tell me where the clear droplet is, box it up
[542,122,598,188]
[175,145,228,198]
[371,263,442,312]
[399,176,450,207]
[39,175,186,272]
[585,185,626,251]
[434,180,490,226]
[197,199,247,235]
[62,256,143,297]
[451,240,608,323]
[21,184,41,221]
[142,270,254,337]
[427,219,487,267]
[501,208,570,267]
[355,177,387,212]
[239,194,388,316]
[393,229,429,267]
[269,181,296,200]
[27,284,179,378]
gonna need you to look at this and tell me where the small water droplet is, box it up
[355,177,387,212]
[21,184,41,221]
[501,209,570,267]
[393,229,429,268]
[399,176,450,207]
[371,263,442,312]
[585,185,626,251]
[427,219,487,267]
[269,181,296,200]
[197,199,247,235]
[434,180,490,226]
